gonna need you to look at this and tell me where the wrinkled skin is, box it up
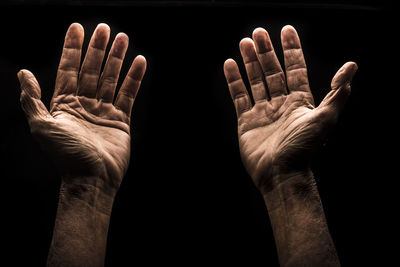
[224,26,357,194]
[18,23,146,194]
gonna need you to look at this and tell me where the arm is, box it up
[46,181,115,267]
[223,25,357,266]
[18,23,146,267]
[263,170,339,266]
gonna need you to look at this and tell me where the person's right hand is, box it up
[224,26,357,194]
[18,23,146,196]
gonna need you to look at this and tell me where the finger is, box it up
[97,33,129,102]
[77,23,110,98]
[223,58,252,117]
[114,55,146,117]
[281,25,311,95]
[239,38,268,102]
[252,27,287,98]
[53,23,84,99]
[319,62,358,112]
[331,62,358,91]
[17,69,51,120]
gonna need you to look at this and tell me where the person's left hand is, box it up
[224,26,357,193]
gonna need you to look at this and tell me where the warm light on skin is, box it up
[224,25,357,266]
[18,22,146,267]
[17,20,357,267]
[224,25,357,188]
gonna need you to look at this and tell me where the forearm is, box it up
[262,169,340,267]
[47,179,116,267]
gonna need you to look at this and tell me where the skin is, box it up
[18,23,146,267]
[224,25,357,266]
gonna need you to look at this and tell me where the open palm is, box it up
[224,26,357,194]
[18,23,146,192]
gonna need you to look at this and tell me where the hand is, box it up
[224,25,357,194]
[18,23,146,196]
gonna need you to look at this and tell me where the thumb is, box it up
[17,69,50,121]
[318,62,358,113]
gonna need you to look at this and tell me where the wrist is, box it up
[59,178,116,216]
[251,162,315,193]
[260,168,317,210]
[48,179,114,266]
[260,169,339,267]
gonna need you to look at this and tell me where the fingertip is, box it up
[116,32,129,44]
[331,62,358,90]
[17,69,32,80]
[346,62,358,81]
[252,27,273,53]
[17,69,25,80]
[130,55,147,80]
[137,55,147,72]
[111,33,129,58]
[90,23,111,49]
[69,22,84,34]
[239,37,254,50]
[239,38,257,62]
[17,69,41,98]
[252,27,267,36]
[96,23,111,32]
[224,58,235,67]
[281,25,301,49]
[281,25,296,34]
[346,61,358,73]
[134,55,147,66]
[223,59,243,84]
[252,27,268,42]
[223,58,238,74]
[344,61,358,75]
[65,22,84,49]
[96,23,111,41]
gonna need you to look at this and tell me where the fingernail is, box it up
[349,62,358,80]
[17,70,24,81]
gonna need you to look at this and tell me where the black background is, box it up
[0,1,396,266]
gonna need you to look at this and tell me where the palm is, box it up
[239,92,321,184]
[19,23,146,189]
[45,97,131,181]
[224,26,357,193]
